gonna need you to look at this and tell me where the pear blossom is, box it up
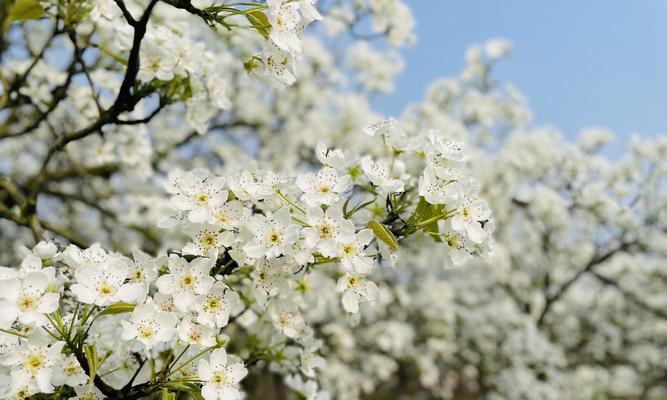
[243,207,300,259]
[253,258,289,303]
[70,258,144,306]
[167,168,228,223]
[183,224,235,256]
[315,143,347,170]
[300,0,322,21]
[52,354,87,387]
[61,243,113,270]
[439,221,475,265]
[302,205,355,258]
[336,273,379,313]
[195,282,241,328]
[138,43,176,82]
[20,241,59,262]
[427,131,470,163]
[128,249,159,301]
[364,118,401,137]
[198,348,248,400]
[360,157,405,193]
[268,0,302,55]
[418,166,454,205]
[178,319,217,347]
[255,46,297,86]
[1,341,65,394]
[156,255,215,312]
[450,192,492,244]
[425,152,467,181]
[228,170,265,202]
[0,6,521,399]
[72,386,105,400]
[338,229,375,274]
[121,303,177,349]
[211,200,248,230]
[269,300,306,338]
[0,271,59,327]
[296,168,351,207]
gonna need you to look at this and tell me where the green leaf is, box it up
[84,344,99,383]
[161,389,176,400]
[244,9,270,40]
[165,381,203,394]
[98,302,135,316]
[0,0,15,34]
[408,197,444,242]
[3,0,44,32]
[368,220,399,250]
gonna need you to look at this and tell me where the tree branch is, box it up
[537,241,633,326]
[113,0,138,26]
[590,270,667,320]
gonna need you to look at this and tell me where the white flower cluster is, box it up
[6,0,663,396]
[0,122,493,399]
[251,0,323,86]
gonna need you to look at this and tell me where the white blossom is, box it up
[198,348,248,400]
[70,258,144,306]
[195,282,241,329]
[243,207,300,259]
[296,167,351,207]
[156,255,215,312]
[121,303,177,349]
[336,273,379,313]
[360,157,404,193]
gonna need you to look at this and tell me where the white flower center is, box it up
[97,282,116,297]
[212,371,227,386]
[18,295,38,311]
[138,325,156,339]
[23,353,45,376]
[196,193,209,205]
[267,231,282,246]
[317,223,334,238]
[181,274,195,288]
[342,244,358,257]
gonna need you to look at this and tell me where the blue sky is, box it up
[373,1,667,150]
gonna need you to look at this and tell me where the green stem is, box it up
[166,345,217,379]
[168,344,191,372]
[344,198,376,218]
[0,328,28,338]
[291,216,311,227]
[277,190,306,214]
[415,209,457,228]
[67,302,80,340]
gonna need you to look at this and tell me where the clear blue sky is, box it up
[373,1,667,149]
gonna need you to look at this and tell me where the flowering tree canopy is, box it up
[0,0,665,399]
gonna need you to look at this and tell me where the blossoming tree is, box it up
[1,0,665,399]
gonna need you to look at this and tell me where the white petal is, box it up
[209,348,227,370]
[70,284,98,304]
[198,359,212,381]
[341,291,359,313]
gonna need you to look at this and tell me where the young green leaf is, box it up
[368,220,399,250]
[98,302,136,316]
[408,196,444,241]
[244,10,271,40]
[161,389,176,400]
[3,0,43,32]
[84,344,99,383]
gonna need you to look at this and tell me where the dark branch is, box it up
[590,270,667,320]
[113,0,138,26]
[537,241,633,326]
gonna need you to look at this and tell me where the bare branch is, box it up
[537,241,634,326]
